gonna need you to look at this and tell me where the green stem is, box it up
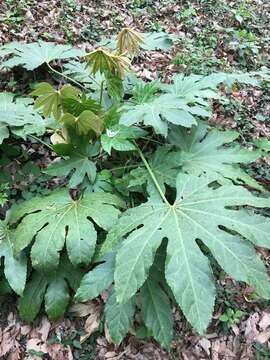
[108,164,139,172]
[46,62,87,90]
[99,80,105,105]
[28,134,54,151]
[134,142,170,205]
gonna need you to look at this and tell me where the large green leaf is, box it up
[121,93,197,136]
[169,122,262,190]
[9,189,123,271]
[18,256,83,321]
[0,221,27,295]
[105,289,136,344]
[101,173,270,334]
[0,41,85,70]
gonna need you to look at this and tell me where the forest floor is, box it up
[0,0,270,359]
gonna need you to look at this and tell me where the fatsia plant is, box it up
[99,173,270,337]
[1,27,270,349]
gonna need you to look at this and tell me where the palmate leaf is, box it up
[18,256,83,321]
[0,41,85,70]
[45,143,99,188]
[120,93,198,136]
[101,173,270,334]
[9,189,123,272]
[0,92,45,127]
[46,155,96,187]
[0,220,27,295]
[0,92,47,143]
[169,122,262,190]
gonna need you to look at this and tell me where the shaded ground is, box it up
[0,1,270,359]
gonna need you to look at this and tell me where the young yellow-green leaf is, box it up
[9,190,123,271]
[105,289,136,344]
[62,97,101,117]
[62,110,103,136]
[169,122,262,190]
[31,82,62,120]
[85,48,130,78]
[102,173,270,334]
[140,277,173,348]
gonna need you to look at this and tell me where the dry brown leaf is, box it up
[81,309,101,343]
[259,311,270,331]
[245,313,260,342]
[69,301,97,317]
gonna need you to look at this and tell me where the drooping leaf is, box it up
[116,28,144,56]
[18,256,83,321]
[105,288,136,344]
[85,48,130,78]
[18,272,48,321]
[44,275,70,320]
[106,74,124,100]
[169,122,262,190]
[0,41,85,70]
[75,251,115,302]
[0,221,27,295]
[9,189,123,271]
[62,97,101,117]
[102,173,270,334]
[140,277,173,348]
